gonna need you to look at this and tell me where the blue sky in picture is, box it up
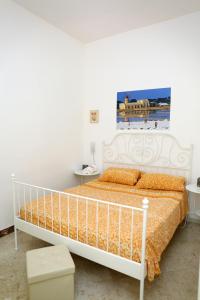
[117,87,171,102]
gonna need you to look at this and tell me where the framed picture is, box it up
[90,110,99,123]
[117,87,171,130]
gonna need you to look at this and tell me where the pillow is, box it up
[98,167,140,186]
[136,173,185,192]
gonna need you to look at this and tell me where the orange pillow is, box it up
[98,167,140,186]
[136,173,185,192]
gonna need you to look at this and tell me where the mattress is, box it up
[20,179,188,281]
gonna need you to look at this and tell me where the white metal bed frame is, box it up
[12,132,193,300]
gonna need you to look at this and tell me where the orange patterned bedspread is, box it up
[20,179,188,281]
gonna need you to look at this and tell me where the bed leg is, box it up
[180,215,188,228]
[12,173,18,250]
[139,278,144,300]
[184,215,188,226]
[14,226,18,250]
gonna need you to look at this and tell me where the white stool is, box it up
[26,245,75,300]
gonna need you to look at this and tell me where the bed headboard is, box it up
[103,133,193,183]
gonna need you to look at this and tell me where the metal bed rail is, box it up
[12,174,149,300]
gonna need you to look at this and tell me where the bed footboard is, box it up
[11,174,148,300]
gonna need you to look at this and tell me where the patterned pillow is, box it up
[98,167,140,186]
[136,173,185,192]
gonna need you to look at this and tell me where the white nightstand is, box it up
[186,184,200,217]
[74,170,100,184]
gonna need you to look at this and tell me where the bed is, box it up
[12,132,193,300]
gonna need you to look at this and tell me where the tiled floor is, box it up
[0,222,199,300]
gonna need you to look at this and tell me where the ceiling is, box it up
[13,0,200,43]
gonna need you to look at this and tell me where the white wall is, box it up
[83,12,200,217]
[0,0,83,229]
[1,3,199,229]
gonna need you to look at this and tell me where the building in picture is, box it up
[119,97,150,111]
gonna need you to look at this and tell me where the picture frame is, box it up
[117,87,171,130]
[90,110,99,123]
